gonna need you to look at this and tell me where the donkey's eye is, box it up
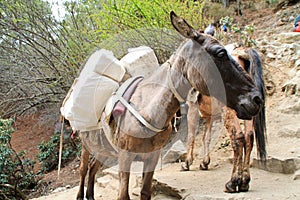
[209,45,227,58]
[216,49,226,58]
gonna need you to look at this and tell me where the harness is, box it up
[112,62,191,133]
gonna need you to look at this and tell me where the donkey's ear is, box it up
[170,11,205,43]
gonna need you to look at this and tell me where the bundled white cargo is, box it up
[60,49,126,131]
[120,46,159,78]
[61,46,159,132]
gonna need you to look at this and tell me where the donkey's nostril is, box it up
[253,95,262,106]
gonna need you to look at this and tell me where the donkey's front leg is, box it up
[181,100,199,171]
[141,151,160,200]
[224,110,245,193]
[225,130,244,193]
[118,150,134,200]
[239,120,254,192]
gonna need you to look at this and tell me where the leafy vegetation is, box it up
[0,118,36,200]
[0,0,263,117]
[0,0,207,117]
[0,116,80,199]
[37,129,81,173]
[215,16,257,47]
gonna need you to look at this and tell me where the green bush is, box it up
[37,130,81,173]
[0,118,36,200]
[92,0,207,63]
[216,16,257,47]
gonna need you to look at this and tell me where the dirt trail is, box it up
[32,160,300,200]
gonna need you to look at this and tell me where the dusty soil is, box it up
[10,108,82,198]
[29,162,300,200]
[11,111,55,167]
[9,2,300,200]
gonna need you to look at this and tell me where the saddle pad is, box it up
[104,76,143,118]
[113,76,143,117]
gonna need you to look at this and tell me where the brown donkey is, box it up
[76,12,263,200]
[182,47,267,193]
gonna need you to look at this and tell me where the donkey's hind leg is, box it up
[77,145,90,200]
[141,151,160,200]
[200,115,212,170]
[85,157,102,200]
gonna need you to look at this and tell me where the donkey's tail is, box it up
[248,48,267,161]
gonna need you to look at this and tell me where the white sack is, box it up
[120,46,159,78]
[69,74,119,131]
[60,49,125,131]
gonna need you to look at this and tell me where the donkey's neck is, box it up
[163,62,191,103]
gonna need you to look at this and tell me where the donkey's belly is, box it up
[80,129,118,160]
[117,126,173,154]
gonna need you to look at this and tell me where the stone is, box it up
[295,59,300,68]
[152,179,184,199]
[252,156,297,174]
[52,187,66,193]
[288,67,298,78]
[289,16,295,22]
[278,125,300,138]
[293,170,300,180]
[282,73,300,96]
[103,165,119,179]
[278,32,300,44]
[65,185,71,189]
[162,140,187,164]
[132,187,141,197]
[97,175,113,188]
[266,52,276,59]
[292,43,300,52]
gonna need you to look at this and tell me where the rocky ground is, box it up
[10,2,300,200]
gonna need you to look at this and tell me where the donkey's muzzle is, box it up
[237,91,263,120]
[253,95,263,108]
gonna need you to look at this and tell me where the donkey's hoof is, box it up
[224,181,237,193]
[199,162,208,170]
[238,175,250,192]
[200,157,210,170]
[238,184,249,192]
[85,196,95,200]
[180,162,190,171]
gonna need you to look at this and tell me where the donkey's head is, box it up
[170,11,262,120]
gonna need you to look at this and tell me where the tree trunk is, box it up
[222,0,230,8]
[236,0,242,16]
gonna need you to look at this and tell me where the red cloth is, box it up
[294,22,300,32]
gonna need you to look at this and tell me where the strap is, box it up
[115,94,166,133]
